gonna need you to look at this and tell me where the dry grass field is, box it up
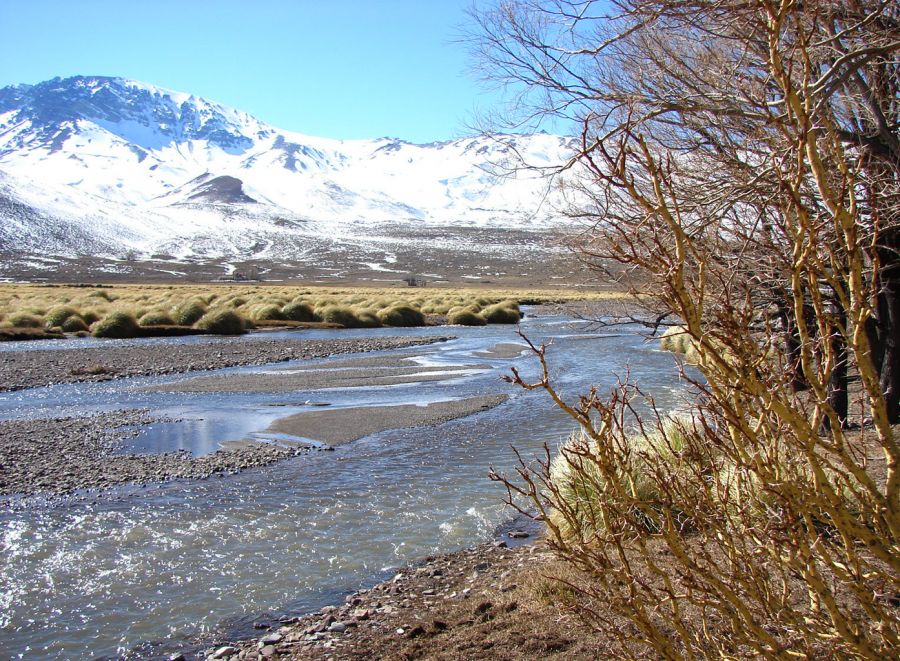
[0,283,627,338]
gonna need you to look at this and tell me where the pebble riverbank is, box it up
[0,335,449,391]
[0,410,302,501]
[0,335,450,502]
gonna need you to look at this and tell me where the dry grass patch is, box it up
[0,283,628,336]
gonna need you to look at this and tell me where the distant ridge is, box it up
[0,76,579,282]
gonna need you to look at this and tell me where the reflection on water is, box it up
[0,313,692,659]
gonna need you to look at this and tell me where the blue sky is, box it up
[0,0,506,142]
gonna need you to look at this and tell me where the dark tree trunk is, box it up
[775,295,808,392]
[822,308,849,433]
[878,257,900,424]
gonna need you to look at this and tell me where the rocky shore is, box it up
[0,410,302,502]
[182,537,606,661]
[0,335,449,391]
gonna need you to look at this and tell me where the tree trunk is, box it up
[823,308,849,432]
[878,262,900,424]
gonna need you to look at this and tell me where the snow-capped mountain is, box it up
[0,75,577,272]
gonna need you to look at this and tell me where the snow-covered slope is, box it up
[0,76,576,261]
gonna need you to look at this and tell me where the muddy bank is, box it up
[0,336,449,391]
[267,395,508,446]
[0,410,300,501]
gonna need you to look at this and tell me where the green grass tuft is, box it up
[377,304,426,327]
[194,308,246,335]
[5,312,44,328]
[481,302,522,324]
[139,310,176,326]
[318,305,371,328]
[92,311,140,339]
[281,301,317,322]
[448,309,487,326]
[171,300,208,326]
[61,315,89,332]
[251,303,286,321]
[44,305,79,328]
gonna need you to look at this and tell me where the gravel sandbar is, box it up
[0,335,449,391]
[268,395,508,445]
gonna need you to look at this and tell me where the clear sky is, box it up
[0,0,504,143]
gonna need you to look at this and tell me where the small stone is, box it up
[259,645,276,658]
[167,654,187,661]
[328,622,347,633]
[492,540,508,548]
[259,633,282,645]
[396,628,405,635]
[212,647,239,659]
[508,530,530,539]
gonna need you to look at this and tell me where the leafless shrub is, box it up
[473,0,900,657]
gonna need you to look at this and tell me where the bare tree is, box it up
[471,1,900,657]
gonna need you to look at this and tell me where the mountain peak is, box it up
[0,75,258,155]
[0,75,577,263]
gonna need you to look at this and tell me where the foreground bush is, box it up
[483,1,900,656]
[92,311,139,338]
[194,308,246,335]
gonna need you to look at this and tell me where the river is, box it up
[0,310,690,659]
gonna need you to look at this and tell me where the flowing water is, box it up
[0,312,691,659]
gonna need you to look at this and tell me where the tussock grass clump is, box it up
[377,304,426,327]
[194,308,246,335]
[139,310,176,327]
[92,311,140,339]
[659,325,699,362]
[281,301,317,322]
[548,417,693,540]
[318,305,375,328]
[251,303,285,321]
[5,312,45,328]
[354,310,383,328]
[44,305,79,328]
[81,311,102,326]
[86,290,113,301]
[481,301,522,324]
[448,309,487,326]
[171,300,207,326]
[61,315,89,333]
